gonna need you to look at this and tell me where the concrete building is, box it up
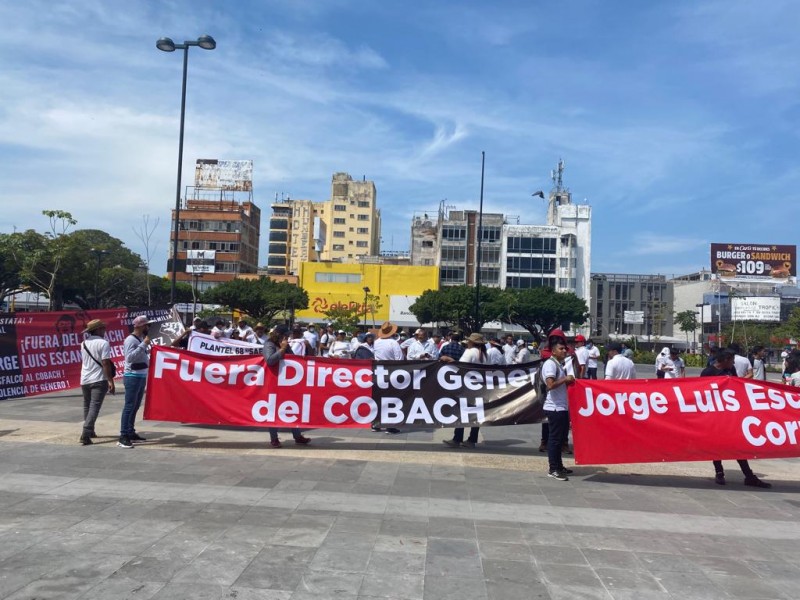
[264,173,381,275]
[590,273,674,341]
[167,186,261,292]
[409,161,592,301]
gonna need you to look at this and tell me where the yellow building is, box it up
[296,262,439,327]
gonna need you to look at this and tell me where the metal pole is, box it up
[170,46,190,305]
[94,253,101,309]
[474,151,485,330]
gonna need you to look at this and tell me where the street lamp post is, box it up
[363,287,370,326]
[473,152,486,331]
[90,248,109,309]
[157,34,216,305]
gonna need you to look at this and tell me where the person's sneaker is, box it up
[89,431,98,439]
[538,441,547,452]
[548,470,569,481]
[371,425,383,432]
[559,467,574,475]
[460,441,476,449]
[79,435,93,446]
[744,475,772,489]
[294,435,311,445]
[442,439,459,448]
[715,473,726,485]
[270,439,282,448]
[385,428,402,434]
[117,436,133,449]
[130,433,147,442]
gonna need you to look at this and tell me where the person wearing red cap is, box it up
[538,328,573,454]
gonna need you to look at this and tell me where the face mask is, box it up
[142,326,149,335]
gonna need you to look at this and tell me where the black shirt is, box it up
[700,365,735,377]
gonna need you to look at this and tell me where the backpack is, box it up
[353,345,374,360]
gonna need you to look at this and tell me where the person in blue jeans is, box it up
[541,339,576,481]
[118,315,152,449]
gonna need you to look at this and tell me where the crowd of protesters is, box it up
[77,314,786,488]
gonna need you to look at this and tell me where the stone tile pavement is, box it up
[0,387,798,599]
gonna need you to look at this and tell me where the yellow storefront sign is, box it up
[295,262,439,324]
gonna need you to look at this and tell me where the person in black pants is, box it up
[541,339,576,480]
[701,349,770,488]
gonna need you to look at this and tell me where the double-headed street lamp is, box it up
[156,34,217,304]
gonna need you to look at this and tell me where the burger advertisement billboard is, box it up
[710,243,796,283]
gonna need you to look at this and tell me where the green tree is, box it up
[202,277,308,325]
[409,285,506,334]
[323,305,362,333]
[0,234,23,302]
[8,211,77,310]
[504,287,588,342]
[674,310,700,346]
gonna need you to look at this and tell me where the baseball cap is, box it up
[133,316,149,327]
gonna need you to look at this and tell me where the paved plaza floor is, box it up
[0,387,799,599]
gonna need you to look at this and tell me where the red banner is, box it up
[569,377,800,464]
[144,346,545,429]
[0,308,183,400]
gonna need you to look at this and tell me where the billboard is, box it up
[186,250,216,274]
[731,296,781,322]
[710,243,796,283]
[194,159,253,191]
[623,310,644,324]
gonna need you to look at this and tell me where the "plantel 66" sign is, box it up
[710,243,796,283]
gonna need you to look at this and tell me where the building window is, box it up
[267,256,286,267]
[356,241,368,247]
[423,259,433,266]
[334,218,346,224]
[441,245,466,262]
[315,272,362,283]
[480,247,500,264]
[357,214,370,221]
[334,205,347,212]
[358,201,370,208]
[357,228,369,234]
[269,218,288,230]
[333,231,345,238]
[480,226,501,242]
[559,278,577,289]
[506,276,556,289]
[507,236,557,253]
[560,257,577,268]
[422,240,434,248]
[268,243,287,254]
[191,241,200,250]
[506,257,556,273]
[269,231,287,242]
[442,225,467,240]
[440,267,465,284]
[332,244,345,251]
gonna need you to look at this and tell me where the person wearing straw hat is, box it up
[79,319,116,445]
[443,332,487,449]
[372,321,403,361]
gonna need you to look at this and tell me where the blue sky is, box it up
[2,0,799,277]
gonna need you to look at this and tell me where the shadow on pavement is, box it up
[583,471,800,492]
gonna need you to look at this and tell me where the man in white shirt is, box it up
[663,348,685,379]
[486,339,505,365]
[585,339,600,379]
[502,334,517,365]
[79,319,116,445]
[318,324,334,357]
[729,343,753,379]
[406,329,439,360]
[236,319,257,344]
[542,339,575,481]
[373,321,404,361]
[604,342,636,380]
[303,324,319,356]
[514,340,532,364]
[751,346,767,380]
[211,319,230,339]
[573,335,588,378]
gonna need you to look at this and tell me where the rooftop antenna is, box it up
[551,158,565,192]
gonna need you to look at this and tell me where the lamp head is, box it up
[156,37,176,52]
[197,34,216,50]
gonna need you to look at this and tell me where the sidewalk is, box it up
[0,387,798,599]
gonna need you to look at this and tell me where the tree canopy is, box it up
[504,287,588,341]
[409,285,507,334]
[202,277,309,325]
[674,310,700,345]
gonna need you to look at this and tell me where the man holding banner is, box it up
[701,349,771,488]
